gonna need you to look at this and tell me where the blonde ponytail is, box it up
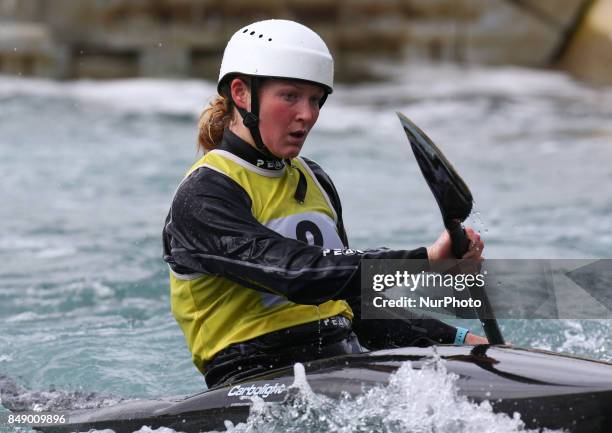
[197,95,232,152]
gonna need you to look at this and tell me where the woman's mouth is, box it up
[288,130,306,140]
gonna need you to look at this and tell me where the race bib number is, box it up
[260,212,344,308]
[264,211,343,249]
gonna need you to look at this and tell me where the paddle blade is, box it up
[397,112,473,227]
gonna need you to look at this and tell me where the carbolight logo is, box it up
[228,383,287,398]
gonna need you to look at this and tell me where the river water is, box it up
[1,64,612,432]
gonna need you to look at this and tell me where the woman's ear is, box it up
[230,78,251,111]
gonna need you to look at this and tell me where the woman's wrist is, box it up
[454,327,469,344]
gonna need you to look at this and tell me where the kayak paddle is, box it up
[397,112,505,345]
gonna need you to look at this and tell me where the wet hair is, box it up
[197,94,233,152]
[197,76,252,153]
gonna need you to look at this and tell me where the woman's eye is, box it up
[282,92,298,101]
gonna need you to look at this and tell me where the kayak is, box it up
[30,344,612,433]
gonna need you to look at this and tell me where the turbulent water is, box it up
[1,64,612,432]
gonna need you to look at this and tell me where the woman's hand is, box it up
[427,227,484,262]
[426,230,488,347]
[465,332,489,345]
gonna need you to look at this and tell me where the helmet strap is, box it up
[229,77,273,157]
[319,92,328,108]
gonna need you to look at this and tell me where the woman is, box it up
[163,19,486,388]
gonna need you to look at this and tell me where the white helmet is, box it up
[218,19,334,95]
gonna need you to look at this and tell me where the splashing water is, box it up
[214,361,562,433]
[0,374,123,413]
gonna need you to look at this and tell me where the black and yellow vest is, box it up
[170,148,353,373]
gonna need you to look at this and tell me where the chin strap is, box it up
[229,77,272,157]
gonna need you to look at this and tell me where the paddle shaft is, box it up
[447,221,505,345]
[396,112,505,345]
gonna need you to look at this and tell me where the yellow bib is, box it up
[170,150,353,373]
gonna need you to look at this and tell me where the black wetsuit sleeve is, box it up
[302,157,461,346]
[162,166,426,305]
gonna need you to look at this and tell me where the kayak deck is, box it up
[31,345,612,433]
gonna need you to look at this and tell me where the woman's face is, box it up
[257,79,325,159]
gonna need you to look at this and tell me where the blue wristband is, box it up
[454,327,469,345]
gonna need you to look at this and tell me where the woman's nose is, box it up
[296,99,318,123]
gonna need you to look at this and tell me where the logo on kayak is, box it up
[227,383,287,398]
